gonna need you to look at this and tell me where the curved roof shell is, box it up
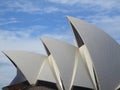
[67,16,120,90]
[41,37,94,90]
[3,51,48,85]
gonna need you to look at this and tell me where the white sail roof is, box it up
[41,37,94,90]
[38,59,56,83]
[72,49,94,89]
[79,45,99,90]
[3,51,47,85]
[67,16,120,90]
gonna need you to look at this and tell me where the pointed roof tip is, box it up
[41,36,60,43]
[40,36,45,39]
[66,16,71,19]
[40,36,51,44]
[66,15,74,18]
[66,16,85,22]
[66,16,83,24]
[40,36,45,42]
[66,16,74,21]
[40,36,52,40]
[66,15,78,19]
[40,36,51,45]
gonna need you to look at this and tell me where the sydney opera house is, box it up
[1,16,120,90]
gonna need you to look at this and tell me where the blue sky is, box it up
[0,0,120,89]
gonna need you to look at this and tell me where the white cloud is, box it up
[1,1,69,14]
[43,7,60,13]
[0,24,49,56]
[6,1,41,13]
[0,30,30,41]
[0,24,74,56]
[0,28,47,54]
[0,24,47,41]
[0,0,119,15]
[0,39,46,54]
[48,0,120,9]
[0,18,18,26]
